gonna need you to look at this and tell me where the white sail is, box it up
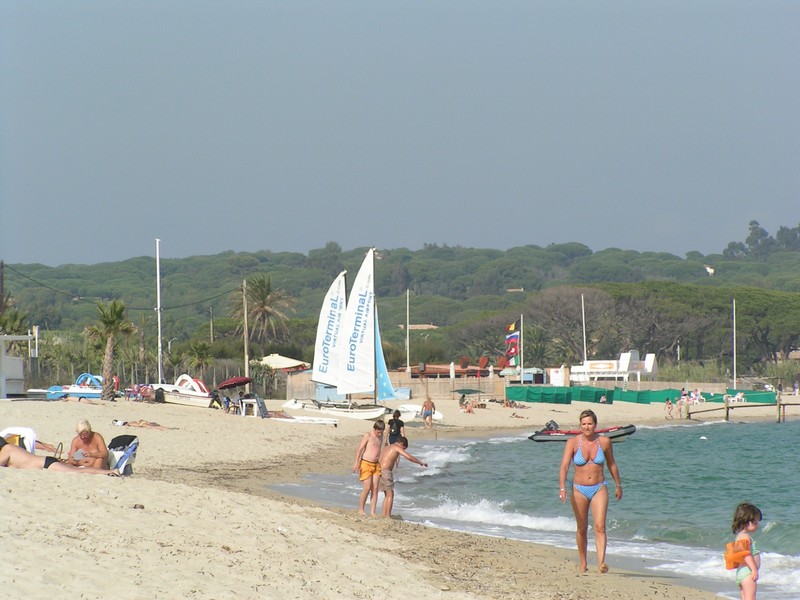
[375,308,395,401]
[337,249,376,394]
[311,271,347,387]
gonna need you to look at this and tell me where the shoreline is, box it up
[4,397,795,598]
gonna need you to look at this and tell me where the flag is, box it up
[504,319,521,367]
[505,330,520,365]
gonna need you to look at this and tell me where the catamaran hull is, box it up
[282,399,387,421]
[315,405,388,420]
[397,403,445,422]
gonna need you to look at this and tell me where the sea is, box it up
[273,418,800,599]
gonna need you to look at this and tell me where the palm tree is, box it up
[230,275,295,343]
[84,300,136,402]
[187,342,213,382]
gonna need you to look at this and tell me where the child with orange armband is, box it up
[725,502,762,600]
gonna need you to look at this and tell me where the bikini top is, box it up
[573,438,606,466]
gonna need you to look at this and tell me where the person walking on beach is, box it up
[726,502,762,600]
[664,397,674,419]
[386,410,405,446]
[378,436,427,518]
[421,399,436,430]
[558,409,623,574]
[352,420,385,516]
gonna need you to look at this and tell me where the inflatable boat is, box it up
[528,421,636,443]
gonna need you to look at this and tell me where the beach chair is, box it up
[108,434,139,475]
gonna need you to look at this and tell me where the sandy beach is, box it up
[2,395,795,599]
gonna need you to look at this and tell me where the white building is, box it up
[568,350,658,385]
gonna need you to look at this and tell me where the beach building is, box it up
[564,350,658,385]
[0,334,33,398]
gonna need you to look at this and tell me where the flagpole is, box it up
[519,313,524,383]
[155,239,163,384]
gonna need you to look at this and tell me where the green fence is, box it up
[505,386,777,406]
[572,386,615,404]
[506,386,572,404]
[610,388,682,404]
[726,389,777,404]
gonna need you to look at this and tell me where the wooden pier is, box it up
[686,393,800,423]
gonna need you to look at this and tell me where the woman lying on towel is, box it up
[0,437,120,476]
[112,420,175,430]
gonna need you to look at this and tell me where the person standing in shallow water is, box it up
[558,409,623,574]
[386,410,405,446]
[352,420,385,516]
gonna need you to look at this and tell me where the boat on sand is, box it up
[47,373,109,400]
[151,374,212,408]
[397,403,444,422]
[282,399,388,421]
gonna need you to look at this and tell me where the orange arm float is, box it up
[724,538,751,570]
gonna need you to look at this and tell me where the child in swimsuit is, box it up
[727,502,762,600]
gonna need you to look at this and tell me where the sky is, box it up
[1,1,798,267]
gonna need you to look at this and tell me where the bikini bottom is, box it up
[573,481,607,501]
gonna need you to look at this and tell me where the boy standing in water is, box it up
[379,436,427,518]
[352,420,385,516]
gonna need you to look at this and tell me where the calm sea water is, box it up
[274,419,800,599]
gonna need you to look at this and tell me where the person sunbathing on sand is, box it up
[112,420,175,430]
[0,438,120,475]
[60,396,103,405]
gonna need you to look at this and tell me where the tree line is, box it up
[2,220,800,392]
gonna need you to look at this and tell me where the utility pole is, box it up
[0,259,4,314]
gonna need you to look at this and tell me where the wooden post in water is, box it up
[724,394,730,422]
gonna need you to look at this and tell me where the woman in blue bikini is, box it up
[558,409,623,574]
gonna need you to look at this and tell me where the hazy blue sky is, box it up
[2,1,797,266]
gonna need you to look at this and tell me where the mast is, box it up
[406,289,411,374]
[243,279,250,393]
[732,298,737,388]
[581,293,588,363]
[156,239,163,384]
[372,249,377,404]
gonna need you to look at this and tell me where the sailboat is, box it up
[299,248,394,420]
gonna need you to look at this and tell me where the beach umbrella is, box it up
[218,376,253,390]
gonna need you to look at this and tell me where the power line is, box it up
[3,263,238,312]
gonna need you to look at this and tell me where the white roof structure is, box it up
[258,353,309,371]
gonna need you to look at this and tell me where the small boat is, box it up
[528,421,636,443]
[396,403,445,422]
[282,399,389,421]
[47,373,109,400]
[151,374,212,408]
